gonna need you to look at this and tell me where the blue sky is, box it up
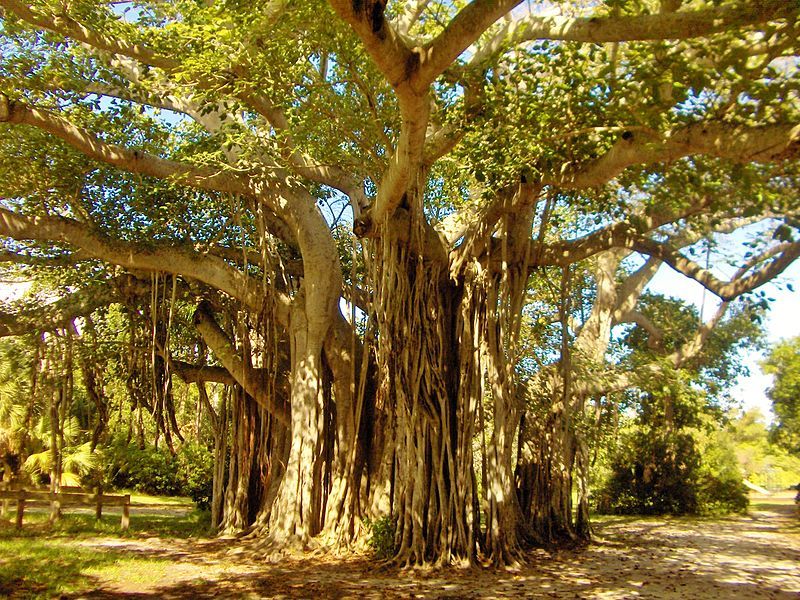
[647,258,800,422]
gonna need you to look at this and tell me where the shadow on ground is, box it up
[4,497,797,599]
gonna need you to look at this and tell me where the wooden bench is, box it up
[0,484,130,530]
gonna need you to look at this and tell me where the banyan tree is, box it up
[1,0,799,565]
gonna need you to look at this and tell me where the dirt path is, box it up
[65,498,799,599]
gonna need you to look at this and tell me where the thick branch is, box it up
[529,198,708,269]
[548,122,800,190]
[328,0,416,89]
[615,310,665,350]
[633,238,800,301]
[0,274,149,337]
[472,0,796,67]
[0,207,288,315]
[0,0,177,70]
[0,96,251,196]
[416,0,522,88]
[613,257,661,321]
[192,301,290,426]
[170,359,237,387]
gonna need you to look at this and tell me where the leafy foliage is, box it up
[364,515,396,560]
[595,346,750,517]
[102,437,212,504]
[727,409,800,490]
[763,337,800,453]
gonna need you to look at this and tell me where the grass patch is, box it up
[125,492,195,507]
[0,505,211,539]
[83,556,175,588]
[0,537,172,599]
[0,494,211,598]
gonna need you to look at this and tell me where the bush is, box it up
[697,473,748,515]
[364,515,396,559]
[595,431,698,515]
[175,443,213,509]
[100,437,213,505]
[594,430,748,516]
[105,440,181,495]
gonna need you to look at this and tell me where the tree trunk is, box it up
[368,216,478,566]
[220,386,260,534]
[207,384,228,531]
[519,405,577,544]
[574,435,591,539]
[266,292,327,546]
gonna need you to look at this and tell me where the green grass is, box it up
[0,535,177,599]
[0,494,211,598]
[748,495,797,511]
[124,491,195,506]
[0,537,174,599]
[0,507,211,539]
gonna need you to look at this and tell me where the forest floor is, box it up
[0,492,797,599]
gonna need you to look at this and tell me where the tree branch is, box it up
[192,301,290,426]
[0,0,177,70]
[328,0,416,89]
[169,359,238,387]
[416,0,522,88]
[613,257,661,321]
[471,0,796,68]
[546,122,800,190]
[0,207,290,316]
[0,95,252,197]
[633,238,800,301]
[0,274,149,337]
[615,310,665,350]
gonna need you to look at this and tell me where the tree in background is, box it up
[593,294,762,515]
[763,336,800,454]
[0,0,799,565]
[724,408,800,491]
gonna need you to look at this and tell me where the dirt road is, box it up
[55,495,800,598]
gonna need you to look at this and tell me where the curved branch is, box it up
[529,195,711,268]
[0,274,149,337]
[546,122,800,190]
[328,0,416,89]
[665,301,730,368]
[471,0,796,67]
[613,257,661,320]
[2,2,363,203]
[416,0,522,88]
[0,0,178,70]
[193,301,290,426]
[0,207,289,315]
[615,310,664,350]
[169,359,237,387]
[633,238,800,301]
[0,95,251,196]
[585,301,730,397]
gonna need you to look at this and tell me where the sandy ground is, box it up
[29,495,800,599]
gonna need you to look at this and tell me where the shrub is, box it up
[100,437,213,505]
[105,440,181,495]
[594,429,747,516]
[175,443,213,509]
[364,515,396,559]
[697,473,748,515]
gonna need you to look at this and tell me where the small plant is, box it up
[175,443,213,509]
[364,515,396,559]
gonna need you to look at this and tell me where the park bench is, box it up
[0,482,130,530]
